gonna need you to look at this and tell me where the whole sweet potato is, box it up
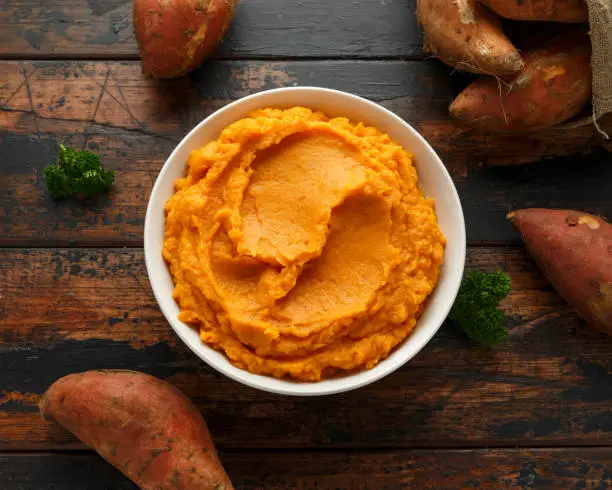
[40,370,233,490]
[417,0,523,75]
[134,0,237,79]
[450,30,591,132]
[508,209,612,335]
[479,0,589,23]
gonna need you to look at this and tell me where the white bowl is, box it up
[145,87,466,396]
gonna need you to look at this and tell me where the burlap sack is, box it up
[573,0,612,136]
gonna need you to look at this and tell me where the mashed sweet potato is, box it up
[163,107,446,381]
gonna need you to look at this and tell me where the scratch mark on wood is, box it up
[78,63,143,129]
[107,63,143,129]
[22,68,40,137]
[91,68,110,125]
[0,78,27,108]
[0,107,179,143]
[83,68,110,150]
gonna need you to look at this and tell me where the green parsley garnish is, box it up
[449,270,511,346]
[44,144,115,199]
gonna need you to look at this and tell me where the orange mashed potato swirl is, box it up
[163,107,446,381]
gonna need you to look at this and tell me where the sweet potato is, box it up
[40,370,233,490]
[450,29,591,132]
[479,0,589,23]
[134,0,237,79]
[508,209,612,335]
[417,0,523,75]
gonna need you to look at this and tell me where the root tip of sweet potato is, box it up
[38,395,47,414]
[39,395,55,423]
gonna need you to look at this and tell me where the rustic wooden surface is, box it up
[1,61,611,247]
[2,449,612,489]
[3,248,612,451]
[2,0,612,488]
[1,0,424,59]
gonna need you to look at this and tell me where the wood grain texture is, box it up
[1,61,611,247]
[3,0,611,482]
[2,247,612,450]
[2,449,612,489]
[0,0,422,59]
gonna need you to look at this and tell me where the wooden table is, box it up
[2,1,612,488]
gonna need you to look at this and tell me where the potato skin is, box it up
[479,0,588,23]
[40,370,233,490]
[134,0,237,79]
[508,209,612,335]
[417,0,523,75]
[450,30,591,132]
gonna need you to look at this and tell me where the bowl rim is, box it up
[144,86,466,396]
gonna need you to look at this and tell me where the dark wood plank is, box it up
[0,0,422,59]
[1,61,611,247]
[2,449,612,489]
[2,247,612,450]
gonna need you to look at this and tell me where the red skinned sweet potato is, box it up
[134,0,237,79]
[450,29,591,132]
[40,370,233,490]
[508,209,612,335]
[479,0,589,23]
[417,0,523,75]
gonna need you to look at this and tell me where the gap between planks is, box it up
[0,54,428,62]
[4,445,612,456]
